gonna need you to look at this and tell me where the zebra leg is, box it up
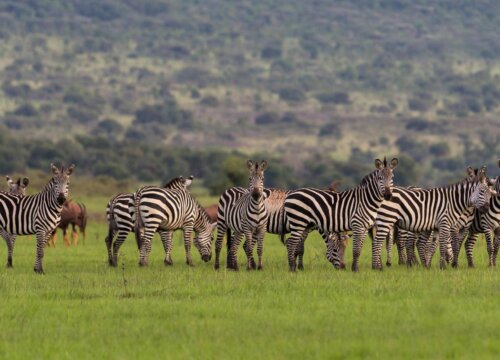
[48,231,56,247]
[493,230,500,266]
[111,230,128,267]
[395,229,407,265]
[160,231,173,266]
[105,229,114,266]
[2,230,14,268]
[385,229,393,267]
[243,235,257,270]
[242,232,255,270]
[296,239,305,271]
[138,229,154,267]
[464,232,478,268]
[437,227,451,270]
[368,225,383,270]
[484,229,494,267]
[256,229,265,270]
[214,223,226,270]
[405,232,418,267]
[416,232,428,267]
[451,229,465,268]
[183,228,194,267]
[33,231,50,274]
[286,232,302,272]
[229,232,243,271]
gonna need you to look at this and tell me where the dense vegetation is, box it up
[0,0,499,190]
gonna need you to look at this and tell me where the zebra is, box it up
[0,164,74,273]
[283,157,399,272]
[0,176,30,268]
[214,160,268,271]
[373,166,492,270]
[132,182,216,267]
[6,176,29,196]
[463,161,500,267]
[214,181,347,271]
[105,175,193,267]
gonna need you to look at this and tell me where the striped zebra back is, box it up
[106,175,194,233]
[0,164,74,236]
[225,160,268,234]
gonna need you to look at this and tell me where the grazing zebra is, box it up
[0,164,74,273]
[463,161,500,267]
[214,181,347,271]
[214,160,268,271]
[283,157,399,272]
[132,181,215,267]
[373,167,492,270]
[105,176,192,266]
[1,176,30,268]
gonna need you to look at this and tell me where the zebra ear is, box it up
[247,160,254,171]
[390,158,398,169]
[6,176,12,186]
[66,164,75,175]
[466,166,475,178]
[374,159,383,169]
[490,189,498,196]
[260,160,268,171]
[22,178,29,187]
[51,163,60,175]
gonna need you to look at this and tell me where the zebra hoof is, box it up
[33,267,44,274]
[257,265,263,271]
[164,259,173,266]
[138,261,148,267]
[386,262,392,267]
[351,264,359,272]
[439,259,446,270]
[297,265,304,271]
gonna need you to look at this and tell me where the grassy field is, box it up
[0,219,499,359]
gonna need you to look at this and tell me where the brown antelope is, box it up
[48,199,88,247]
[204,204,218,223]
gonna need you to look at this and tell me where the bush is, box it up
[315,92,350,105]
[92,119,123,137]
[13,103,38,117]
[261,46,282,60]
[255,112,280,125]
[199,95,219,107]
[318,123,342,137]
[67,107,100,123]
[134,100,194,129]
[278,87,306,103]
[429,142,450,157]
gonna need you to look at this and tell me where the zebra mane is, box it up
[163,176,184,188]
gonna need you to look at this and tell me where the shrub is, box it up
[67,107,100,123]
[199,95,219,107]
[315,92,350,105]
[261,46,282,60]
[255,112,280,125]
[318,123,342,137]
[278,87,306,103]
[13,103,38,117]
[429,142,450,157]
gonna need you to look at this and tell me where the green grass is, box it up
[0,221,499,359]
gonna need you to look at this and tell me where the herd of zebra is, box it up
[0,158,498,274]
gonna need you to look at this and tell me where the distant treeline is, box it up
[1,125,497,195]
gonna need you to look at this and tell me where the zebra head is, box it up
[193,221,217,262]
[50,163,75,205]
[374,157,398,201]
[6,176,29,196]
[247,160,268,200]
[325,232,348,269]
[469,167,494,213]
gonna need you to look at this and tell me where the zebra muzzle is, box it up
[251,188,262,200]
[202,254,211,262]
[57,194,66,205]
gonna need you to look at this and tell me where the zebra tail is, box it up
[79,202,88,241]
[393,225,399,245]
[133,192,144,250]
[280,206,286,244]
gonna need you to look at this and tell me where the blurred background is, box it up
[0,0,499,196]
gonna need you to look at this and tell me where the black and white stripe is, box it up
[0,164,74,273]
[373,167,492,270]
[132,182,215,267]
[1,176,30,267]
[283,158,398,272]
[105,176,193,266]
[214,160,268,270]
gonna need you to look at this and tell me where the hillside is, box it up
[0,0,499,190]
